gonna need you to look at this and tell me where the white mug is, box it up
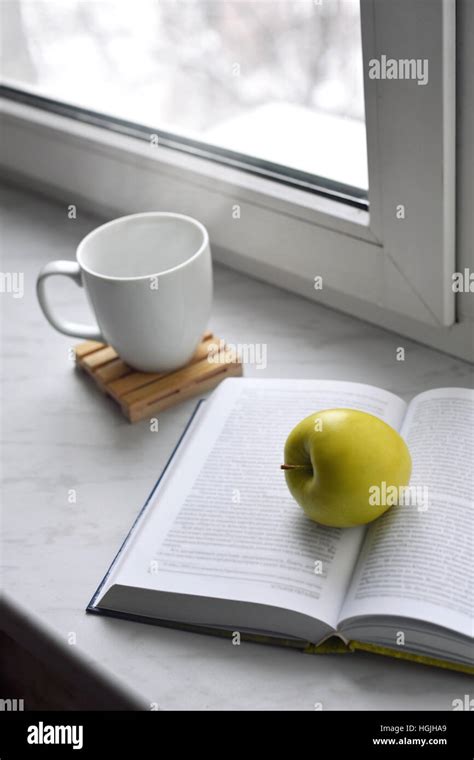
[37,212,213,372]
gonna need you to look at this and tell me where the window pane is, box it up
[1,0,368,192]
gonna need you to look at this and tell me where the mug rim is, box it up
[76,211,209,282]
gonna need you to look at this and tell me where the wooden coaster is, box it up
[74,332,243,423]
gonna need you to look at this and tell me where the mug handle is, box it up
[36,261,103,340]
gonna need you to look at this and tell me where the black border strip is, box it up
[0,83,369,211]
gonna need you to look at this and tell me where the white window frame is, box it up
[0,0,472,360]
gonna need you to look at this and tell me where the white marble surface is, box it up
[1,182,472,710]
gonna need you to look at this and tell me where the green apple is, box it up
[281,408,411,528]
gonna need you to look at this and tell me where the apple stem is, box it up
[280,464,313,471]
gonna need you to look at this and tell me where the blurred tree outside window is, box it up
[0,0,368,190]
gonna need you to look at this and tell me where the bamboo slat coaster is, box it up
[74,332,243,423]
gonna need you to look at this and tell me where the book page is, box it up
[339,388,473,638]
[98,379,406,630]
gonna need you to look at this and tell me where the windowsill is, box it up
[2,181,472,709]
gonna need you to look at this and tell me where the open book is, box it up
[88,380,474,674]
